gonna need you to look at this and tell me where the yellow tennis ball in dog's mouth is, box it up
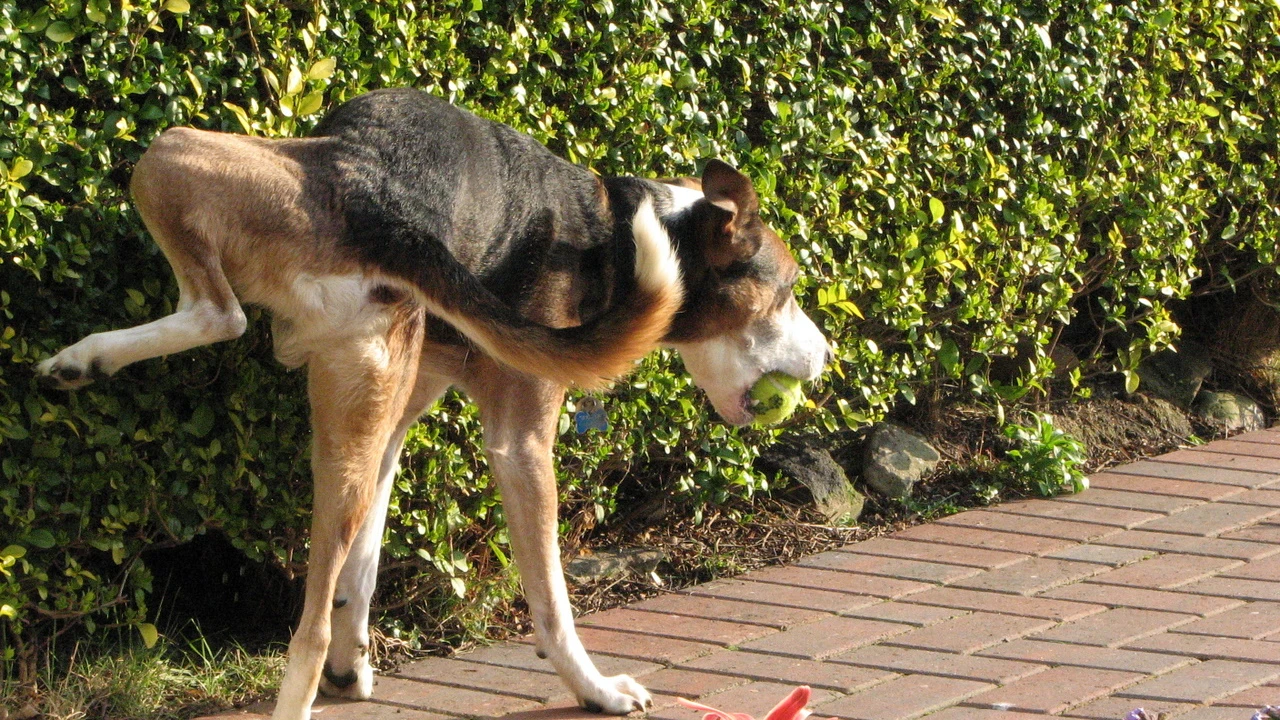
[749,372,805,426]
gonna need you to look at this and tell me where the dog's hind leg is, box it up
[272,305,425,720]
[319,370,451,700]
[463,360,652,714]
[37,132,248,389]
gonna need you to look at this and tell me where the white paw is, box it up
[37,346,108,390]
[578,674,651,714]
[318,660,374,700]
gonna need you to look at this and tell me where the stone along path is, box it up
[207,428,1280,720]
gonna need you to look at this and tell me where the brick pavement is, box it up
[201,428,1280,720]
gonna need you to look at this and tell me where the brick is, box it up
[1046,544,1156,566]
[891,523,1076,555]
[649,682,840,720]
[1115,659,1280,703]
[1221,554,1280,581]
[1222,523,1280,544]
[579,608,775,647]
[1087,553,1244,589]
[1029,607,1196,647]
[1110,461,1280,488]
[371,676,540,716]
[841,601,968,627]
[737,616,910,660]
[1158,448,1280,475]
[498,701,619,720]
[815,674,994,720]
[1173,602,1280,640]
[1182,577,1280,602]
[629,592,828,629]
[394,657,567,701]
[1225,489,1280,507]
[1059,695,1192,720]
[741,566,932,599]
[1176,706,1264,720]
[1059,487,1207,514]
[797,552,983,584]
[947,557,1107,596]
[689,579,882,613]
[195,711,271,720]
[1042,581,1245,616]
[1198,440,1280,460]
[976,638,1195,674]
[1138,503,1280,537]
[309,700,451,720]
[1126,633,1280,664]
[1226,428,1280,445]
[1088,473,1248,501]
[832,644,1046,684]
[989,497,1163,528]
[680,650,897,692]
[961,665,1143,714]
[903,586,1105,621]
[1208,676,1280,707]
[572,626,719,665]
[1096,530,1280,560]
[460,641,659,679]
[624,667,748,698]
[840,537,1028,569]
[881,612,1055,654]
[937,510,1121,543]
[1212,683,1280,707]
[916,709,1045,720]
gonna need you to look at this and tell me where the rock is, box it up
[1194,390,1267,434]
[564,547,666,585]
[759,443,864,523]
[862,422,940,499]
[1054,395,1192,467]
[1135,348,1212,408]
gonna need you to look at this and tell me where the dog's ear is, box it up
[701,159,763,268]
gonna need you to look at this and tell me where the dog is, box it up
[37,88,831,719]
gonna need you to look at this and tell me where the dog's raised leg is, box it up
[272,307,424,720]
[319,371,451,700]
[465,361,652,714]
[36,152,247,389]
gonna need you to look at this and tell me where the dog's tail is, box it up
[417,197,683,389]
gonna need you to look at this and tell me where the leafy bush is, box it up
[2,0,1277,683]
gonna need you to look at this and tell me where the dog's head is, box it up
[661,160,832,426]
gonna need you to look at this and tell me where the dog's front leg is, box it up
[273,311,423,720]
[466,363,652,714]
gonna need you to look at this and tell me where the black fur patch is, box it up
[313,89,637,332]
[368,284,404,305]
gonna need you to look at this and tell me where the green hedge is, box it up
[2,0,1277,677]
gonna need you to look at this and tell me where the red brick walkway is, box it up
[208,428,1280,720]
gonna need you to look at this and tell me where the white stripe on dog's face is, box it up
[674,295,828,426]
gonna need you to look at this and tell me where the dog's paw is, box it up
[36,351,108,390]
[319,660,374,700]
[579,674,652,715]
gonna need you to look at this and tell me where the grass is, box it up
[4,633,285,720]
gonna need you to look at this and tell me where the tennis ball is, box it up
[749,372,804,426]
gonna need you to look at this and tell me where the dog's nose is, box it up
[824,345,835,367]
